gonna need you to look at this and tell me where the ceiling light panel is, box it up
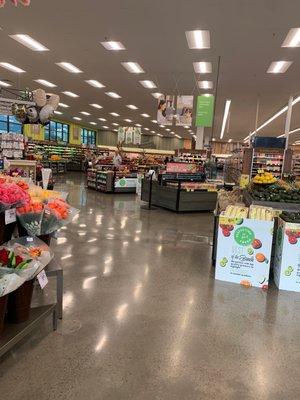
[9,34,49,51]
[85,79,105,88]
[151,92,163,99]
[141,113,150,117]
[267,61,292,73]
[98,118,106,121]
[0,80,12,87]
[198,81,213,89]
[185,30,211,49]
[127,104,138,110]
[34,79,56,88]
[282,28,300,47]
[54,110,62,115]
[89,122,97,125]
[101,41,125,51]
[135,123,142,127]
[151,119,157,123]
[0,62,25,73]
[102,125,109,129]
[59,102,69,108]
[193,62,212,73]
[140,80,157,89]
[124,118,132,122]
[80,111,91,116]
[121,62,145,74]
[56,62,82,73]
[144,127,149,131]
[110,112,120,117]
[105,92,121,98]
[90,103,102,109]
[151,130,155,134]
[73,117,82,121]
[112,123,119,126]
[220,100,231,139]
[62,91,79,98]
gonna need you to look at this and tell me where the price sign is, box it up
[5,208,16,225]
[37,270,48,289]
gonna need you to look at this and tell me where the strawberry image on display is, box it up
[288,236,297,245]
[252,239,262,249]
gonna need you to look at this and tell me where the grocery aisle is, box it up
[0,173,299,400]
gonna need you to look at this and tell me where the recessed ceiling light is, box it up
[85,79,105,88]
[124,118,132,122]
[220,100,231,139]
[56,62,82,73]
[184,125,189,129]
[34,79,57,88]
[54,110,62,115]
[151,130,156,134]
[185,30,211,49]
[9,34,49,51]
[0,62,25,73]
[193,62,212,73]
[212,138,216,141]
[89,122,97,125]
[151,92,163,99]
[59,102,69,108]
[73,117,82,121]
[141,113,150,117]
[159,124,164,128]
[105,91,121,99]
[267,61,292,73]
[198,81,213,89]
[170,131,175,134]
[203,93,212,97]
[175,134,182,138]
[98,118,106,121]
[165,128,170,131]
[121,62,145,74]
[151,119,157,124]
[140,80,157,89]
[80,111,91,116]
[135,123,142,127]
[113,129,118,132]
[127,104,138,110]
[282,28,300,47]
[90,103,102,109]
[100,41,125,51]
[102,125,109,129]
[112,123,119,126]
[62,91,79,98]
[110,112,120,117]
[228,139,232,142]
[144,127,149,131]
[0,80,11,87]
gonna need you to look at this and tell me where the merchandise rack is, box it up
[251,148,284,178]
[292,155,300,180]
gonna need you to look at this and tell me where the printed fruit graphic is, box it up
[288,236,297,245]
[252,239,262,249]
[236,218,243,225]
[247,247,254,255]
[262,284,268,290]
[227,225,234,231]
[222,228,230,237]
[255,253,265,263]
[287,266,294,272]
[284,269,292,277]
[240,280,252,288]
[219,257,228,267]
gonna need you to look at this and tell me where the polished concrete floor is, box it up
[1,173,300,399]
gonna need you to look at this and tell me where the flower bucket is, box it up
[17,221,51,246]
[38,234,51,246]
[7,279,34,323]
[0,212,17,246]
[0,295,8,334]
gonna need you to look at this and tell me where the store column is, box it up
[195,127,204,149]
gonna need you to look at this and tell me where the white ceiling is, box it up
[0,0,300,142]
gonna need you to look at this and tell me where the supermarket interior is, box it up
[1,1,300,399]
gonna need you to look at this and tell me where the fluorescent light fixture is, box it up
[212,138,216,141]
[62,91,79,98]
[0,62,25,73]
[59,102,69,108]
[151,119,157,124]
[110,112,120,117]
[193,62,212,73]
[220,100,231,139]
[127,104,138,110]
[198,80,213,89]
[140,80,157,89]
[124,118,132,122]
[89,122,97,125]
[113,129,118,132]
[141,113,150,117]
[185,30,211,49]
[144,127,149,131]
[175,134,181,138]
[90,103,102,109]
[277,127,300,138]
[80,111,91,116]
[34,79,56,88]
[98,118,106,121]
[54,110,62,115]
[245,95,300,140]
[100,41,125,51]
[151,130,156,134]
[152,92,163,99]
[159,125,164,128]
[85,79,105,88]
[267,61,292,74]
[10,34,49,51]
[73,117,82,121]
[165,128,170,131]
[135,123,142,127]
[228,139,232,142]
[203,93,213,97]
[121,62,144,74]
[56,62,82,73]
[105,91,121,98]
[157,133,163,137]
[0,80,11,87]
[170,131,175,134]
[184,125,189,129]
[282,28,300,47]
[102,125,109,129]
[112,123,119,126]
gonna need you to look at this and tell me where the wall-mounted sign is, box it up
[196,95,214,127]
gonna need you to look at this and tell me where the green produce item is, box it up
[284,270,291,277]
[247,248,254,255]
[287,266,294,272]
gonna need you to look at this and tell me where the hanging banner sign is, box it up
[195,95,214,127]
[117,127,126,143]
[176,95,193,126]
[157,95,175,126]
[133,128,141,145]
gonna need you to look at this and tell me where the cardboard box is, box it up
[215,216,274,289]
[273,217,300,292]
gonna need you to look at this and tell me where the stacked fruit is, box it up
[249,206,274,221]
[252,170,277,184]
[223,205,248,218]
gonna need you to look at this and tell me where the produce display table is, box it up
[243,190,300,212]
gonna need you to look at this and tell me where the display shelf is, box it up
[251,148,284,178]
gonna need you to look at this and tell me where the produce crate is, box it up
[243,190,300,212]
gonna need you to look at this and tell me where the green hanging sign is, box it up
[195,95,215,127]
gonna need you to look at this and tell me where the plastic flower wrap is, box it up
[17,201,44,236]
[0,182,30,212]
[41,198,79,234]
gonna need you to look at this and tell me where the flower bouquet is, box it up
[0,181,30,213]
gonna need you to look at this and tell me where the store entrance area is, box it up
[0,173,298,399]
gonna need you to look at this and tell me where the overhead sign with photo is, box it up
[157,95,175,126]
[176,95,193,126]
[196,95,215,127]
[118,127,141,145]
